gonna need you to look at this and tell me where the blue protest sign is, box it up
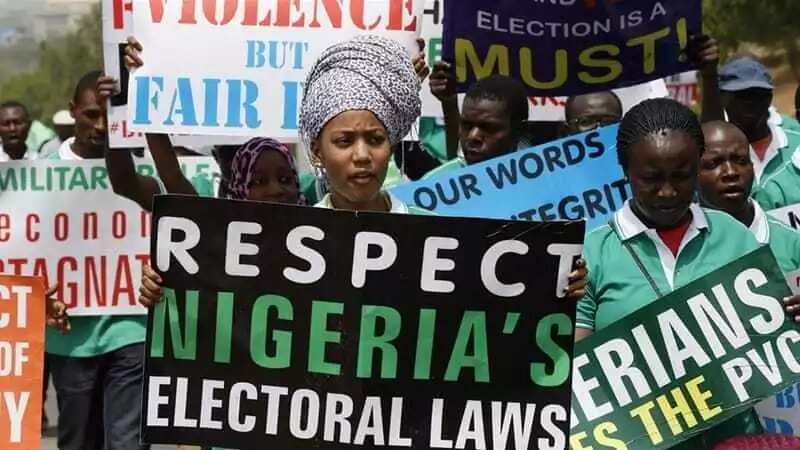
[443,0,701,96]
[390,125,630,231]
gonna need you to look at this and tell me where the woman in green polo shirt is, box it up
[576,98,765,448]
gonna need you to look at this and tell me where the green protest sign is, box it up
[570,246,800,449]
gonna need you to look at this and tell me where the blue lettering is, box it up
[164,78,199,126]
[246,40,267,68]
[281,81,300,130]
[133,76,164,125]
[202,79,221,127]
[225,80,261,129]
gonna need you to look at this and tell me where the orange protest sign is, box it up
[0,275,45,449]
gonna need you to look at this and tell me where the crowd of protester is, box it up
[4,22,800,450]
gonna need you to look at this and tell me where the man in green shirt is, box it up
[46,71,150,450]
[423,74,529,178]
[753,148,800,211]
[698,121,800,273]
[717,57,800,185]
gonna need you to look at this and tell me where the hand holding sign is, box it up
[44,284,70,335]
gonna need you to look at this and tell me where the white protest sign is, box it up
[769,204,800,231]
[128,0,424,139]
[102,0,249,149]
[0,157,219,316]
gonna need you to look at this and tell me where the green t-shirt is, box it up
[419,116,448,163]
[577,203,762,448]
[422,157,466,180]
[765,217,800,273]
[753,151,800,210]
[752,124,800,186]
[45,143,147,357]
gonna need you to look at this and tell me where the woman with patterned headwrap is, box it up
[299,34,425,213]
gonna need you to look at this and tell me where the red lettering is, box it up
[351,0,381,30]
[57,257,78,308]
[203,0,238,25]
[269,0,305,27]
[113,0,133,29]
[241,0,262,25]
[309,0,342,27]
[8,258,27,275]
[387,0,417,32]
[112,255,135,307]
[112,211,127,239]
[26,214,40,242]
[0,260,4,272]
[0,214,9,242]
[150,0,197,24]
[54,213,69,242]
[135,254,151,269]
[140,210,152,238]
[84,256,108,308]
[33,258,50,290]
[83,212,98,240]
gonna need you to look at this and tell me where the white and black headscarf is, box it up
[299,35,421,146]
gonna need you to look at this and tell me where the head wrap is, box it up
[227,137,305,204]
[299,35,421,146]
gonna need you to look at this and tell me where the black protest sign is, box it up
[142,195,584,450]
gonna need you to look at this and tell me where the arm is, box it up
[689,34,724,123]
[146,133,197,195]
[430,61,460,160]
[98,75,162,211]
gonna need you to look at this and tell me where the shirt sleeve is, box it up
[752,180,786,210]
[575,257,597,331]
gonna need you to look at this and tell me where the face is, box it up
[721,88,772,136]
[70,89,107,157]
[247,150,300,204]
[627,130,700,228]
[459,97,517,165]
[565,93,622,135]
[0,106,31,156]
[698,126,753,214]
[314,110,391,206]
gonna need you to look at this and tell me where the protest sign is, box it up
[570,247,800,450]
[756,381,800,436]
[129,0,424,139]
[666,71,700,108]
[102,0,248,149]
[443,0,701,96]
[142,195,584,449]
[0,158,219,316]
[0,275,45,449]
[769,204,800,231]
[390,125,629,230]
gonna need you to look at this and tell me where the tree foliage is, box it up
[0,4,102,125]
[704,0,800,78]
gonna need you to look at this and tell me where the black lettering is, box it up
[538,203,557,221]
[518,152,544,179]
[563,139,585,166]
[583,189,607,219]
[414,187,438,210]
[516,209,537,221]
[557,196,584,220]
[486,160,519,189]
[789,212,800,230]
[585,131,605,158]
[436,179,461,206]
[458,174,482,200]
[611,178,630,202]
[543,146,566,172]
[603,183,617,211]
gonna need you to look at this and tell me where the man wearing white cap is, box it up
[39,109,75,157]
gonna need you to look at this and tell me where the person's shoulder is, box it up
[767,215,800,240]
[583,221,617,255]
[703,207,760,249]
[422,158,465,180]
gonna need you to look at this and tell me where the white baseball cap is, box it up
[52,110,75,126]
